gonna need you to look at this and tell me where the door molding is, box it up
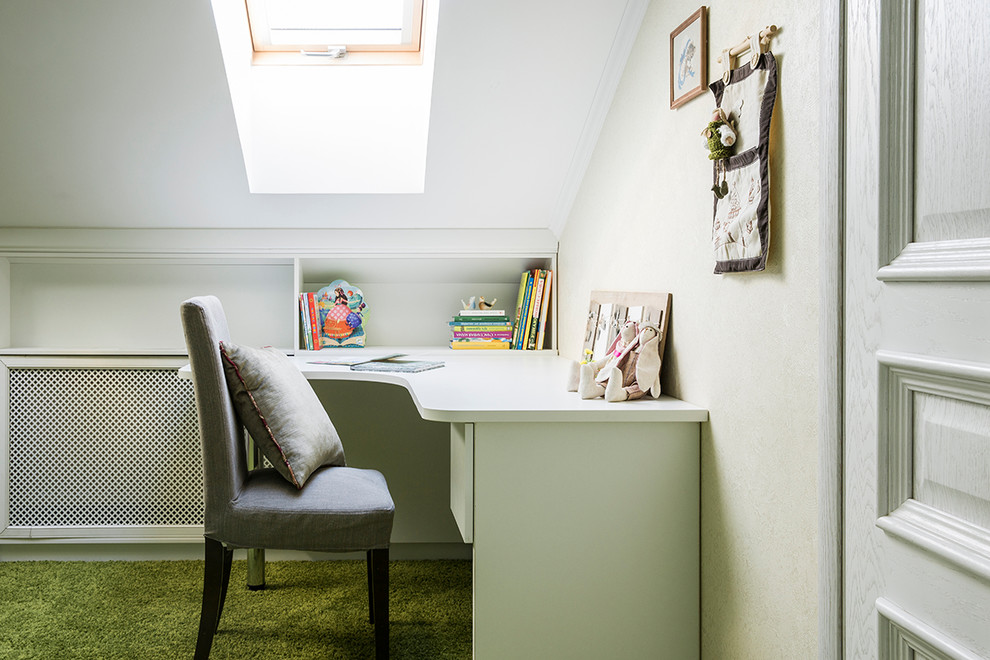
[819,0,845,658]
[877,598,983,660]
[874,0,990,282]
[876,351,990,582]
[876,0,916,271]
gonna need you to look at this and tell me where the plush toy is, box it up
[702,107,737,199]
[568,321,639,400]
[602,324,662,402]
[701,107,737,160]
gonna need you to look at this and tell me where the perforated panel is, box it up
[7,367,203,528]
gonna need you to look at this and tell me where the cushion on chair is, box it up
[219,466,395,552]
[220,341,346,489]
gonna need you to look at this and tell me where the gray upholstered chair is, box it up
[181,295,394,660]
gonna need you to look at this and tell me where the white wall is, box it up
[0,0,630,234]
[0,259,9,346]
[557,1,820,656]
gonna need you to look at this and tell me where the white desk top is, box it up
[181,347,708,424]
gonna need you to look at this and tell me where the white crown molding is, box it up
[0,227,559,259]
[547,0,649,239]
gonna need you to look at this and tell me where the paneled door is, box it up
[844,1,990,657]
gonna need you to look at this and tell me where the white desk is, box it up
[193,349,707,659]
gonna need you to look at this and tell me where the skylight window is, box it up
[246,0,423,61]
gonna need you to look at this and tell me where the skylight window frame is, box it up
[245,0,424,64]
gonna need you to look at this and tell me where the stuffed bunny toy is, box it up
[602,323,662,402]
[566,320,638,399]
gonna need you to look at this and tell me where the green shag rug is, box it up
[0,560,472,659]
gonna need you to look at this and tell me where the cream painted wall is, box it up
[0,259,9,346]
[557,1,820,657]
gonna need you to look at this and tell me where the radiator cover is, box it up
[5,365,203,530]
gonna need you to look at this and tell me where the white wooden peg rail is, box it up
[717,24,778,82]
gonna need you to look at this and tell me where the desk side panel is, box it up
[472,421,700,659]
[312,380,465,545]
[449,423,474,543]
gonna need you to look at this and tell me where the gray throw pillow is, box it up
[220,341,345,488]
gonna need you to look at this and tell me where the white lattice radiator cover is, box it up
[4,363,203,531]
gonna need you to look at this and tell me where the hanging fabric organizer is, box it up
[707,27,778,274]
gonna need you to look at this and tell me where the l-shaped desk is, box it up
[190,349,708,658]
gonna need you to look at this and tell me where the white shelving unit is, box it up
[0,227,558,557]
[0,228,557,353]
[295,254,556,350]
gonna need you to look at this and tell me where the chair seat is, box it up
[212,466,395,552]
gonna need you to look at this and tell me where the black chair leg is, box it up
[216,541,234,634]
[366,549,375,624]
[370,547,389,660]
[196,537,232,660]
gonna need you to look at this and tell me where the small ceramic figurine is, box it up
[478,297,497,310]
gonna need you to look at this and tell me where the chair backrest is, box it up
[180,296,248,533]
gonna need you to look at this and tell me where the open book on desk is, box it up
[307,352,406,366]
[349,359,445,373]
[308,353,445,373]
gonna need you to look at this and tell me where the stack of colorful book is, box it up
[449,309,513,350]
[510,269,553,350]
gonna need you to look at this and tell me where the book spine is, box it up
[450,321,511,326]
[452,331,513,338]
[514,272,534,350]
[526,270,546,350]
[450,340,511,350]
[308,292,320,350]
[520,269,542,350]
[456,309,506,316]
[450,325,513,332]
[455,316,508,323]
[535,269,553,350]
[299,294,312,351]
[510,271,528,349]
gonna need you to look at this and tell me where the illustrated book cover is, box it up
[315,279,367,348]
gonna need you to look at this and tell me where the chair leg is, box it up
[196,537,232,660]
[369,547,389,660]
[366,550,375,624]
[247,548,266,590]
[216,542,234,634]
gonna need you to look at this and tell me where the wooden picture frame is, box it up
[670,7,708,109]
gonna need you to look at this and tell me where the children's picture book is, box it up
[314,279,367,348]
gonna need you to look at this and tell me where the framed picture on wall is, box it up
[670,6,707,109]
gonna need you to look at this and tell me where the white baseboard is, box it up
[0,542,472,562]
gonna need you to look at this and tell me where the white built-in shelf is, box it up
[0,227,558,354]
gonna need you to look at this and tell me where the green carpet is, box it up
[0,560,471,659]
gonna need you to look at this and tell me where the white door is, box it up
[843,0,990,657]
